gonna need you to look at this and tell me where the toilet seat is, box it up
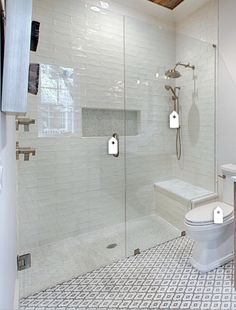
[185,202,233,226]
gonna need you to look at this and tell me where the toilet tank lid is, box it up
[185,202,233,224]
[221,164,236,175]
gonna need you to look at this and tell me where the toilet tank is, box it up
[221,164,236,205]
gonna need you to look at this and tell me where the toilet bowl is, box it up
[184,164,236,273]
[185,201,234,273]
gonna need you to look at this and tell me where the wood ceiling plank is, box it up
[148,0,184,10]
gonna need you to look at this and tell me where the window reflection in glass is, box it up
[39,64,80,137]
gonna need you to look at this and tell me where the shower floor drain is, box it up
[106,243,117,249]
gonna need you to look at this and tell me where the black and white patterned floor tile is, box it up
[20,237,236,310]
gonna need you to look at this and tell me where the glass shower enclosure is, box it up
[17,0,216,298]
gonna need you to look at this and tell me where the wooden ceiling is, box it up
[148,0,184,10]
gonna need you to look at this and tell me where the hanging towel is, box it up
[28,63,39,95]
[30,21,40,52]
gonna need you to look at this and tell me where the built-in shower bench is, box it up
[154,179,218,231]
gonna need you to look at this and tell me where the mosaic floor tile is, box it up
[20,237,236,309]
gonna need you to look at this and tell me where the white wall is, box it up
[218,0,236,172]
[0,0,32,306]
[174,36,216,191]
[176,0,218,44]
[0,2,18,310]
[0,114,17,310]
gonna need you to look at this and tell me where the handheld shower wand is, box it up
[165,85,182,160]
[164,61,195,161]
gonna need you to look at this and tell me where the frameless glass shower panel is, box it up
[17,0,126,298]
[124,17,180,256]
[159,35,217,232]
[174,34,216,193]
[124,19,216,255]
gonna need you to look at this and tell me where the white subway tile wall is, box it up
[124,16,176,252]
[17,0,217,298]
[18,0,127,245]
[174,0,218,191]
[18,0,126,297]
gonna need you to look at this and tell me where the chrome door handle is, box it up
[108,133,119,157]
[16,117,36,131]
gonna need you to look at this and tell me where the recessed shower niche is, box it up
[82,108,140,137]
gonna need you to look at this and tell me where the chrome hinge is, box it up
[134,248,141,256]
[17,253,31,271]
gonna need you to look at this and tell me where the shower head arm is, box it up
[175,62,195,71]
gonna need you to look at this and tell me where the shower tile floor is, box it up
[19,214,180,297]
[20,237,236,310]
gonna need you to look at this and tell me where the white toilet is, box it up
[185,164,236,273]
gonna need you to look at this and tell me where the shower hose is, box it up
[176,127,181,160]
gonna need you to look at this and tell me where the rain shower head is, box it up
[165,62,195,79]
[165,68,181,79]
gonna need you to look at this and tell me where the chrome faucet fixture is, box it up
[16,142,36,161]
[16,117,36,131]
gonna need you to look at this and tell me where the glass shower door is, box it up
[124,17,180,256]
[17,0,126,298]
